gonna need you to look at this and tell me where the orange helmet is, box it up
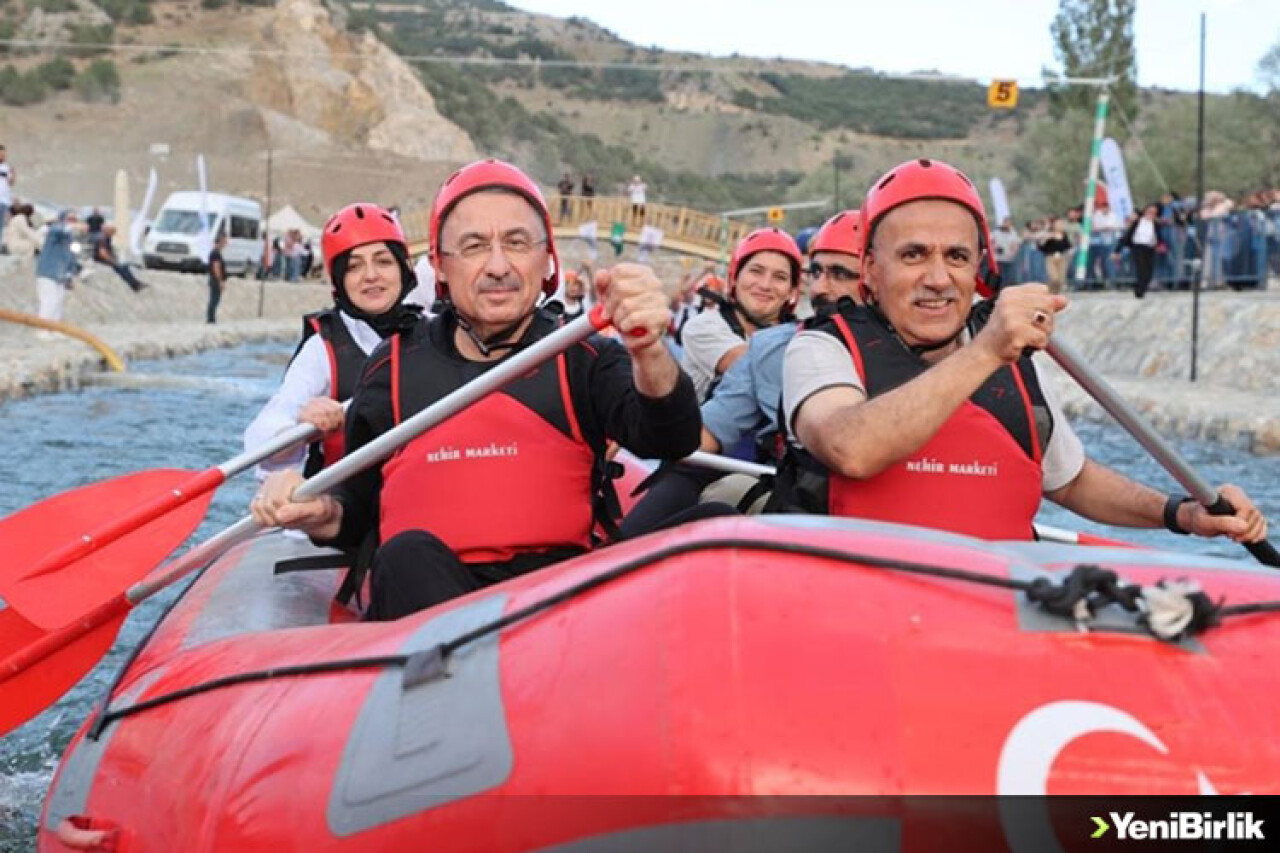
[809,210,862,258]
[860,158,996,296]
[429,159,559,299]
[728,228,803,308]
[321,203,407,281]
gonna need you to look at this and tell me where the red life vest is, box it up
[821,305,1050,541]
[293,310,366,476]
[378,318,598,564]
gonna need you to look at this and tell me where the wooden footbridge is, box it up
[400,195,753,262]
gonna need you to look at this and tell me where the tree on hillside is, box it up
[1047,0,1138,122]
[1259,39,1280,93]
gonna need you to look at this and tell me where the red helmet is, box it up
[728,227,803,305]
[859,158,996,296]
[809,209,862,258]
[321,203,406,281]
[429,158,559,299]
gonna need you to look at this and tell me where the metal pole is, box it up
[1191,13,1206,382]
[1072,88,1111,286]
[257,147,273,319]
[833,153,840,216]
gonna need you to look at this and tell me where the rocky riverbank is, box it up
[0,255,1276,454]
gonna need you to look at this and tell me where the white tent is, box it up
[266,205,321,241]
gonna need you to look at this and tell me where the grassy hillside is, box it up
[346,0,1277,224]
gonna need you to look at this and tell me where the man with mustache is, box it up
[779,158,1267,544]
[254,159,701,619]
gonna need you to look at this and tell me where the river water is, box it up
[1,342,1278,850]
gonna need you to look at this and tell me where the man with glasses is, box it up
[255,159,702,619]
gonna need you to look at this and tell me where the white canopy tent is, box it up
[266,205,321,242]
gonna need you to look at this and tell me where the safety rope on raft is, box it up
[90,539,1280,729]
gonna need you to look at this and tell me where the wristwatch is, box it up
[1163,494,1195,535]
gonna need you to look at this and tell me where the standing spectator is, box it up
[33,210,79,336]
[991,216,1022,284]
[581,172,596,216]
[1156,191,1187,286]
[627,174,647,224]
[1119,203,1161,299]
[4,202,45,259]
[282,229,301,282]
[1087,202,1121,288]
[85,207,105,235]
[1200,190,1234,289]
[556,172,574,222]
[0,145,15,244]
[92,224,149,293]
[1036,217,1072,295]
[269,233,284,279]
[300,239,315,278]
[206,232,228,324]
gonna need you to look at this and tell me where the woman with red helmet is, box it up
[619,211,865,537]
[251,160,706,620]
[775,158,1267,547]
[679,227,802,402]
[243,202,421,478]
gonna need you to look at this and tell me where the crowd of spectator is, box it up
[999,188,1280,295]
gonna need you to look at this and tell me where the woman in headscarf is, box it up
[243,202,421,477]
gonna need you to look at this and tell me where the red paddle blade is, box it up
[0,469,215,629]
[0,603,125,737]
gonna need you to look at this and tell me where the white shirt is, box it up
[0,163,12,205]
[628,180,647,205]
[680,308,746,401]
[783,328,1086,492]
[243,310,382,478]
[1132,218,1157,247]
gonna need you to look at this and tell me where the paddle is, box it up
[0,421,322,737]
[1046,336,1280,568]
[0,306,614,736]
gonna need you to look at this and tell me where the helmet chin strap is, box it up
[450,303,531,357]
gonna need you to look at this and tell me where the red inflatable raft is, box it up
[39,515,1280,851]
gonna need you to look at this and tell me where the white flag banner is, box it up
[577,219,599,261]
[129,168,158,258]
[636,225,663,263]
[196,154,212,261]
[639,225,664,250]
[1099,138,1134,221]
[989,178,1011,226]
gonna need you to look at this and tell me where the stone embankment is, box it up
[1044,289,1280,454]
[0,253,1277,454]
[0,255,331,400]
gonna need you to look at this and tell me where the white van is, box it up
[143,192,263,275]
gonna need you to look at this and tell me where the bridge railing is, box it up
[400,196,753,262]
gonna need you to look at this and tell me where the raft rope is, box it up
[91,538,1280,729]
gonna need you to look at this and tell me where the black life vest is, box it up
[292,309,367,476]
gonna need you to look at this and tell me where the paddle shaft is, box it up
[2,308,610,679]
[1047,336,1280,567]
[21,420,324,584]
